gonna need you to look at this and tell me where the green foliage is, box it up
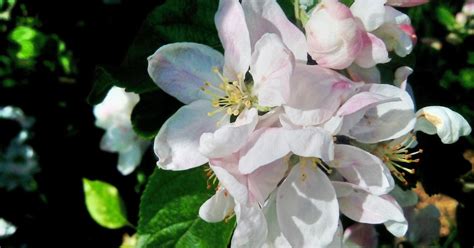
[459,68,474,89]
[436,6,457,31]
[83,178,129,229]
[137,168,235,248]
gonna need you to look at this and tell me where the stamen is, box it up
[374,134,421,186]
[200,68,257,121]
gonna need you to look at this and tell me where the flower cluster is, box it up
[147,0,470,247]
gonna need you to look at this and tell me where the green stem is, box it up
[294,0,302,28]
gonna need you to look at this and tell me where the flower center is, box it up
[297,156,332,181]
[374,134,423,186]
[201,67,256,119]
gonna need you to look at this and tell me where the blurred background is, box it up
[0,0,473,247]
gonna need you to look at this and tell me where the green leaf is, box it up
[137,168,235,248]
[86,67,114,105]
[83,178,129,229]
[436,6,456,31]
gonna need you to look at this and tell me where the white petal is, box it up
[333,182,407,237]
[0,218,16,238]
[93,86,139,129]
[239,127,334,174]
[333,144,394,195]
[351,0,387,32]
[336,91,397,117]
[284,63,357,126]
[232,203,268,248]
[327,221,344,248]
[344,83,416,143]
[210,155,249,204]
[148,43,224,104]
[199,188,235,223]
[215,0,251,79]
[415,106,472,144]
[262,193,292,248]
[154,100,222,170]
[250,33,294,107]
[199,108,258,158]
[100,125,136,152]
[248,158,288,205]
[241,0,308,61]
[277,164,339,247]
[383,6,411,25]
[117,141,148,175]
[394,66,413,90]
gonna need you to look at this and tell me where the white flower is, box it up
[148,0,297,171]
[93,86,148,175]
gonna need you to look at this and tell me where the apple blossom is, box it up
[149,0,296,171]
[93,86,149,175]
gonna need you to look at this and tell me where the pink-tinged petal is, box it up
[375,24,413,57]
[232,203,268,248]
[250,33,295,107]
[351,0,387,32]
[241,0,308,61]
[262,193,292,248]
[347,64,381,84]
[336,91,397,117]
[415,106,472,144]
[148,43,224,104]
[248,158,288,205]
[400,24,418,45]
[94,86,139,129]
[239,127,334,174]
[386,0,428,7]
[215,0,251,79]
[210,155,249,204]
[256,107,283,130]
[154,100,223,170]
[373,7,413,57]
[343,223,378,248]
[199,188,235,223]
[355,33,390,68]
[284,63,357,126]
[394,66,413,90]
[333,144,394,195]
[277,164,339,247]
[343,83,416,143]
[200,108,258,158]
[333,182,407,236]
[305,1,365,69]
